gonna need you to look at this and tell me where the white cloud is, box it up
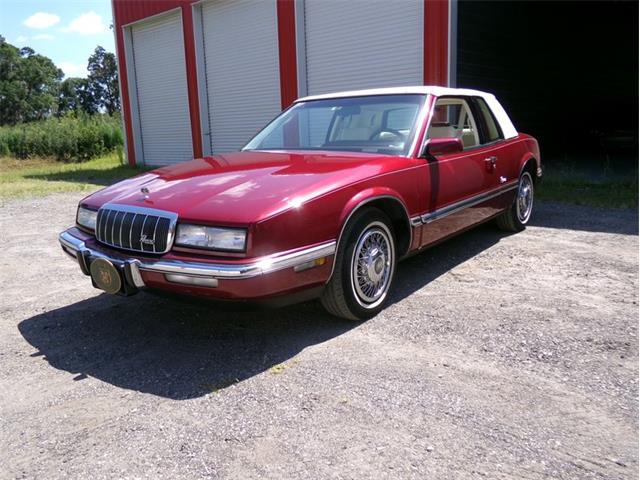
[24,12,60,29]
[62,11,109,35]
[33,33,55,41]
[59,62,87,78]
[14,35,29,46]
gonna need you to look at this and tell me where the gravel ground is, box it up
[0,192,638,480]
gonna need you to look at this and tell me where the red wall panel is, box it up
[424,0,450,86]
[276,0,298,109]
[112,0,202,165]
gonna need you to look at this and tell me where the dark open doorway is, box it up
[457,1,638,177]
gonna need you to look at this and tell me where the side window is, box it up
[475,98,502,143]
[427,97,480,149]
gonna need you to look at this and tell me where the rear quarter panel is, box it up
[499,134,541,182]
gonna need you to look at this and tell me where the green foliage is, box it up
[0,114,124,162]
[87,46,120,115]
[0,42,63,125]
[58,77,98,115]
[57,46,119,117]
[1,40,120,125]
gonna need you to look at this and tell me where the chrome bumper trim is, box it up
[59,230,336,281]
[60,230,146,287]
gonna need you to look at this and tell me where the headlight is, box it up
[175,224,247,252]
[76,206,98,231]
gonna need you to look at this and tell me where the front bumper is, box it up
[59,228,336,300]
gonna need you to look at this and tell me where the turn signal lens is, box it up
[294,257,327,273]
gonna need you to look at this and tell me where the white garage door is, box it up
[130,12,193,165]
[303,0,424,96]
[200,0,281,153]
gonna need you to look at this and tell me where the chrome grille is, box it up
[95,204,177,254]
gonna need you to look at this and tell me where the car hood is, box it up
[84,150,411,225]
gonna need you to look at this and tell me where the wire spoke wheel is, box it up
[516,172,534,223]
[321,208,397,321]
[350,222,393,308]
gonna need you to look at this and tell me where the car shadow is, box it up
[18,224,507,400]
[20,203,624,400]
[18,294,356,400]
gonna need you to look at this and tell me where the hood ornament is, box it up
[140,186,150,200]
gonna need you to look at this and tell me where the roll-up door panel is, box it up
[201,0,281,153]
[303,0,423,95]
[131,12,193,166]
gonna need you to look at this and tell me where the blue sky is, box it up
[0,0,115,78]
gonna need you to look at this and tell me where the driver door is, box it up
[420,97,496,246]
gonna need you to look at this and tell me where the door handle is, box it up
[484,156,497,172]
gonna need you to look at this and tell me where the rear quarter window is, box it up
[476,98,502,143]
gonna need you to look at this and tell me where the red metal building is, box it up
[111,0,455,166]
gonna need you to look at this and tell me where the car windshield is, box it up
[243,94,426,156]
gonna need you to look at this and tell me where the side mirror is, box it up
[421,137,463,158]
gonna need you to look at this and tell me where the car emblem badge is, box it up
[99,269,112,285]
[140,234,154,246]
[140,186,150,200]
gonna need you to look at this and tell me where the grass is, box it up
[0,154,150,200]
[537,164,638,209]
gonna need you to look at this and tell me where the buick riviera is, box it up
[59,87,541,320]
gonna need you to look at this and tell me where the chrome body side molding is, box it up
[410,216,422,227]
[411,181,518,227]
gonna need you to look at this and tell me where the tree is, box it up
[0,41,62,124]
[87,46,119,115]
[76,78,99,115]
[0,40,120,124]
[58,77,82,114]
[58,77,100,115]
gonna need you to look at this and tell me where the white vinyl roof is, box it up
[296,86,518,139]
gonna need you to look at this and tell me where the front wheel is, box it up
[321,208,396,321]
[496,171,534,232]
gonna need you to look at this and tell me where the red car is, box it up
[60,87,541,320]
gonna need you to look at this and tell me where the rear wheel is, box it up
[321,208,396,321]
[496,171,534,232]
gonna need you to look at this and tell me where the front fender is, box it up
[338,187,410,228]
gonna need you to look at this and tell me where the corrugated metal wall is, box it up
[302,0,424,95]
[200,0,282,153]
[131,12,193,165]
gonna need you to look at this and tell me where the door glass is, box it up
[427,98,480,149]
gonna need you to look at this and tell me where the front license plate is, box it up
[89,258,123,294]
